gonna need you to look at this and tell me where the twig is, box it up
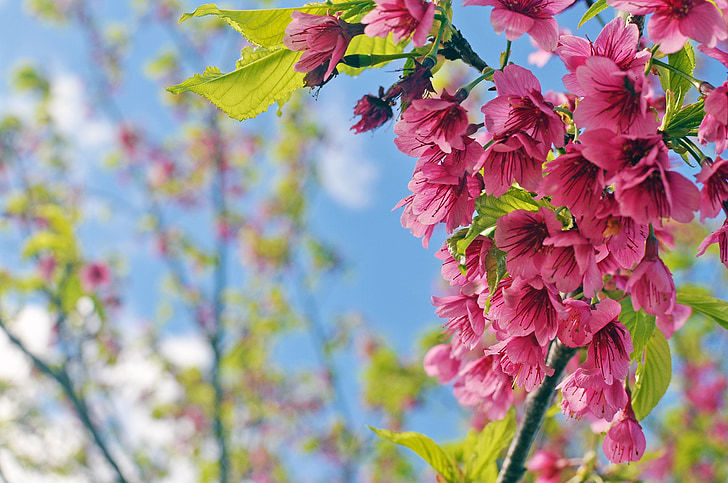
[439,27,491,73]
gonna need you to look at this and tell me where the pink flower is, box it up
[80,262,112,292]
[539,143,605,217]
[283,12,364,80]
[695,156,728,220]
[698,82,728,154]
[603,404,646,463]
[626,234,676,317]
[424,343,462,383]
[558,298,594,347]
[362,0,435,46]
[526,450,570,483]
[477,132,548,196]
[574,57,658,135]
[587,320,633,385]
[391,61,435,104]
[37,256,56,282]
[493,277,565,346]
[608,0,727,54]
[436,235,492,286]
[486,335,554,391]
[696,217,728,268]
[698,44,728,68]
[464,0,575,51]
[656,303,691,338]
[482,64,565,148]
[558,366,628,421]
[395,162,482,246]
[413,135,485,174]
[579,129,668,176]
[433,287,489,349]
[541,228,602,296]
[494,207,561,280]
[557,17,651,95]
[351,92,393,133]
[454,355,514,418]
[395,90,470,154]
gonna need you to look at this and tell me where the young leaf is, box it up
[676,286,728,330]
[577,0,608,28]
[370,427,462,482]
[631,330,671,420]
[464,408,516,480]
[657,43,695,106]
[168,48,304,121]
[338,34,406,76]
[619,298,656,361]
[662,99,705,138]
[179,3,332,48]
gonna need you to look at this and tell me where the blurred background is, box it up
[0,1,727,482]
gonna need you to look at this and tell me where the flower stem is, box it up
[501,40,512,69]
[496,341,576,483]
[341,51,419,68]
[455,68,495,101]
[423,17,449,68]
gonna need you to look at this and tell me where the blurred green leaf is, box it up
[631,330,671,420]
[676,286,728,330]
[578,0,607,28]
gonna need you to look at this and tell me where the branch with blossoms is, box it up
[171,0,728,480]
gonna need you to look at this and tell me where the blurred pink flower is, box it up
[362,0,435,46]
[698,82,728,154]
[80,262,112,292]
[696,217,728,268]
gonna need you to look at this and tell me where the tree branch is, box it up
[496,341,576,483]
[439,26,491,73]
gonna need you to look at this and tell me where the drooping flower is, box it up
[80,262,112,292]
[391,60,435,104]
[482,64,565,148]
[603,403,646,463]
[541,227,602,296]
[626,233,676,317]
[495,207,561,280]
[433,286,489,349]
[656,303,691,338]
[696,217,728,268]
[424,343,462,383]
[284,12,364,80]
[394,90,470,154]
[557,17,651,95]
[436,235,492,286]
[695,157,728,220]
[587,319,633,385]
[493,277,565,346]
[574,56,658,135]
[558,366,628,421]
[558,298,594,347]
[351,91,393,133]
[608,0,727,54]
[463,0,575,51]
[362,0,436,46]
[477,132,548,196]
[698,82,728,154]
[486,334,554,391]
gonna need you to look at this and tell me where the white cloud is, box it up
[317,100,379,209]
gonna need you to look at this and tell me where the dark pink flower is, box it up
[433,287,489,349]
[395,90,469,154]
[80,262,112,292]
[539,143,605,217]
[284,12,364,80]
[558,298,594,347]
[574,57,658,135]
[424,343,461,383]
[351,92,393,133]
[542,228,602,296]
[493,277,565,346]
[557,17,651,95]
[695,156,728,220]
[482,64,565,148]
[391,61,435,104]
[436,235,492,286]
[454,355,514,419]
[626,234,676,317]
[696,217,728,268]
[486,335,554,391]
[413,135,485,174]
[698,82,728,154]
[587,320,633,385]
[608,0,727,54]
[603,403,646,463]
[464,0,575,51]
[580,129,668,176]
[477,132,548,196]
[558,366,628,421]
[362,0,435,46]
[495,207,561,280]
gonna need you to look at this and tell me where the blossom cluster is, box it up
[279,0,728,469]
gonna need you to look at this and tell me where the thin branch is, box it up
[496,341,576,483]
[438,26,491,73]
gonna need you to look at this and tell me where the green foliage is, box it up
[657,42,695,106]
[338,34,406,76]
[676,286,728,330]
[619,298,656,361]
[369,427,463,482]
[577,0,608,28]
[460,408,515,480]
[484,245,507,311]
[631,329,671,420]
[168,48,305,121]
[662,99,705,138]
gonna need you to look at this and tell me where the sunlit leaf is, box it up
[631,330,671,420]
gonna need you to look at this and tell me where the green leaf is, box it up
[338,34,405,76]
[657,43,695,106]
[484,245,507,312]
[619,298,656,361]
[631,329,671,420]
[179,3,332,48]
[676,286,728,330]
[168,47,304,121]
[662,99,705,137]
[464,407,516,480]
[578,0,608,28]
[370,427,462,482]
